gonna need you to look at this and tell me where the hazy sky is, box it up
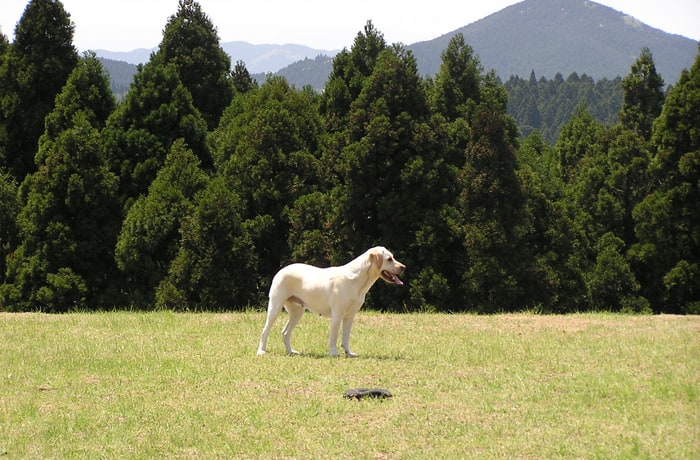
[2,0,699,51]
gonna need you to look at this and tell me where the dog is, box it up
[256,246,406,357]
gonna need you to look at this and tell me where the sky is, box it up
[2,0,699,52]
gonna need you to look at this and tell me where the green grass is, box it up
[1,311,698,458]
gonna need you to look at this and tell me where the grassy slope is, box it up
[1,312,698,458]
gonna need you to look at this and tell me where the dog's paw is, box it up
[256,349,266,356]
[345,351,359,358]
[287,349,300,356]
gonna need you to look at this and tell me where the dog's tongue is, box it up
[390,273,404,286]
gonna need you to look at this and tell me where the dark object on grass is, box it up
[343,388,393,400]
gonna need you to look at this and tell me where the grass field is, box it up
[1,311,698,459]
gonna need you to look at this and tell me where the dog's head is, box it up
[369,247,406,286]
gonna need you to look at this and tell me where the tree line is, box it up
[0,0,698,314]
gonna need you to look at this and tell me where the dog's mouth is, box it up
[381,270,404,286]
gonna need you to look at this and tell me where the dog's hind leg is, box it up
[257,297,284,356]
[328,311,343,357]
[282,301,304,355]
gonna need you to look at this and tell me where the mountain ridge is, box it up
[96,0,698,94]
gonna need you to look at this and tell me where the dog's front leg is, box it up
[328,312,343,357]
[341,313,358,357]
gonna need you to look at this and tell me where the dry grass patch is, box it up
[1,311,698,458]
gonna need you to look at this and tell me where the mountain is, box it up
[94,48,155,65]
[219,42,338,74]
[96,0,697,95]
[409,0,697,84]
[95,42,338,74]
[275,0,697,90]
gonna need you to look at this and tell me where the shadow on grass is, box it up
[281,351,407,361]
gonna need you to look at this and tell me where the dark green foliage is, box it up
[320,21,387,133]
[0,169,20,286]
[0,0,78,179]
[154,0,234,129]
[619,48,665,139]
[505,73,622,142]
[631,48,700,313]
[588,233,641,311]
[155,176,257,311]
[0,114,120,311]
[115,140,209,307]
[231,60,257,94]
[208,75,323,299]
[102,61,210,206]
[42,52,115,142]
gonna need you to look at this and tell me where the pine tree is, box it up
[115,140,209,307]
[0,0,78,179]
[210,76,322,286]
[619,47,665,140]
[0,113,119,311]
[0,54,119,311]
[632,48,700,313]
[154,0,233,129]
[155,175,257,311]
[102,61,209,207]
[320,21,387,133]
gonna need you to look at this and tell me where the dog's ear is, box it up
[370,249,383,269]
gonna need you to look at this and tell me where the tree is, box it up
[320,21,387,132]
[458,98,528,312]
[155,175,257,311]
[210,76,322,286]
[588,233,643,312]
[42,52,115,141]
[0,0,78,179]
[631,48,700,313]
[555,104,604,182]
[115,140,209,307]
[231,60,256,94]
[0,113,120,311]
[154,0,233,129]
[102,61,209,207]
[0,53,119,311]
[619,47,665,140]
[0,169,19,287]
[430,33,483,124]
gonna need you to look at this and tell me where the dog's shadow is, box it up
[288,351,406,361]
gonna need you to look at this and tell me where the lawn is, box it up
[1,311,698,458]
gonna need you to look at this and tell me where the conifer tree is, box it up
[0,115,119,311]
[620,47,665,140]
[0,0,78,179]
[102,61,209,207]
[632,48,700,313]
[155,175,257,311]
[154,0,233,129]
[0,169,19,286]
[115,140,209,307]
[320,21,387,133]
[0,54,119,311]
[210,76,322,286]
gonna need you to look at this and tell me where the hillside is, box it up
[409,0,696,83]
[97,0,698,102]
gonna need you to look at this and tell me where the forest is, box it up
[0,0,698,314]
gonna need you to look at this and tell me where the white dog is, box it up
[256,246,406,357]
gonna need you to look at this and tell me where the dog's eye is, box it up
[388,256,393,262]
